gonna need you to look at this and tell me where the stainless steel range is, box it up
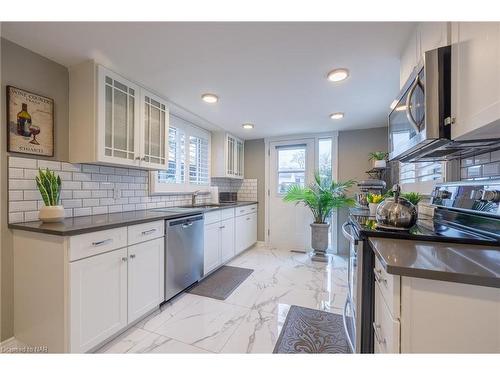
[342,180,500,353]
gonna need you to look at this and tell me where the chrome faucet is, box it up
[191,190,200,206]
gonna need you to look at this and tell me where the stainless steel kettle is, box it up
[375,184,417,229]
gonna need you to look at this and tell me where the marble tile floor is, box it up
[0,243,348,354]
[98,244,349,354]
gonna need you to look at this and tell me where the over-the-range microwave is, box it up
[388,45,500,163]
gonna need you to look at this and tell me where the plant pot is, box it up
[373,159,386,169]
[39,205,65,223]
[310,223,330,262]
[369,203,379,216]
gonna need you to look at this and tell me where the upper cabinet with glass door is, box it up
[211,131,244,179]
[68,61,168,170]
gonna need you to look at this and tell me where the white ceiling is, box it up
[2,22,414,139]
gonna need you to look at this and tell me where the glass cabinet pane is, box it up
[142,93,167,166]
[113,88,127,151]
[103,74,136,160]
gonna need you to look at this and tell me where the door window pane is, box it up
[318,138,332,181]
[277,145,306,194]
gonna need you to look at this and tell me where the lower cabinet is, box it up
[127,237,164,323]
[70,247,128,353]
[235,212,257,255]
[69,222,165,353]
[203,218,237,275]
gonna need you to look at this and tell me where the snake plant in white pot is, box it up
[36,168,64,223]
[283,173,356,261]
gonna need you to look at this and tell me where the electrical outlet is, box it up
[114,187,121,200]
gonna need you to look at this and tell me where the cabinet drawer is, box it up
[374,283,400,353]
[128,220,164,246]
[69,227,127,262]
[235,204,257,217]
[374,257,401,319]
[220,208,235,220]
[204,210,221,225]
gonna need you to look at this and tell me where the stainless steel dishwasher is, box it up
[165,214,204,301]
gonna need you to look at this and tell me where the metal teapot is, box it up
[376,184,417,229]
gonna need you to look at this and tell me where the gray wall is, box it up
[336,127,388,254]
[1,38,69,340]
[244,139,265,241]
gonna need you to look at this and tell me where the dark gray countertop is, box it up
[369,237,500,288]
[8,201,258,236]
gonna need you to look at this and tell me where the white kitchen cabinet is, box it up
[140,91,169,169]
[69,61,169,169]
[127,237,164,323]
[400,22,449,88]
[220,218,236,263]
[204,221,222,275]
[235,211,257,255]
[373,258,500,353]
[70,247,128,353]
[450,22,500,140]
[211,131,244,179]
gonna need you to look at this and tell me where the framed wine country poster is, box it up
[7,86,54,156]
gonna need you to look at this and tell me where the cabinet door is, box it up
[248,212,257,248]
[226,135,235,176]
[204,222,221,275]
[98,66,141,167]
[128,238,164,323]
[70,248,128,353]
[220,218,235,263]
[451,22,500,140]
[141,91,169,169]
[236,139,244,178]
[235,214,249,255]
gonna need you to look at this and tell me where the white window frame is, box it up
[150,115,211,194]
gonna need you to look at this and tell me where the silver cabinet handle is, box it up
[405,75,424,133]
[219,226,225,229]
[92,239,113,247]
[121,257,128,262]
[374,268,387,284]
[246,217,251,221]
[373,322,386,345]
[141,228,157,236]
[129,254,136,259]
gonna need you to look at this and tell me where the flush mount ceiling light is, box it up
[242,123,254,130]
[327,68,350,82]
[201,93,219,103]
[330,112,344,120]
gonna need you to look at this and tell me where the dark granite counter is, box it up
[9,201,258,236]
[369,237,500,288]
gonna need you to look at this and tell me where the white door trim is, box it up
[264,131,339,248]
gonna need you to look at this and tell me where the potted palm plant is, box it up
[36,168,64,223]
[283,173,355,261]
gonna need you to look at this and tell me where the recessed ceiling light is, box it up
[242,123,254,130]
[327,68,349,82]
[201,93,218,103]
[330,112,344,120]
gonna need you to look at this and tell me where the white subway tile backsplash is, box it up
[9,156,37,169]
[38,160,61,170]
[61,162,81,172]
[73,190,92,199]
[9,168,24,178]
[460,151,500,181]
[74,207,92,217]
[92,206,108,215]
[8,156,219,223]
[9,201,37,212]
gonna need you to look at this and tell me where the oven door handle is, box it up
[342,222,358,244]
[405,75,424,133]
[342,297,356,353]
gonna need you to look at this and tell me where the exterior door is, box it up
[268,139,315,251]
